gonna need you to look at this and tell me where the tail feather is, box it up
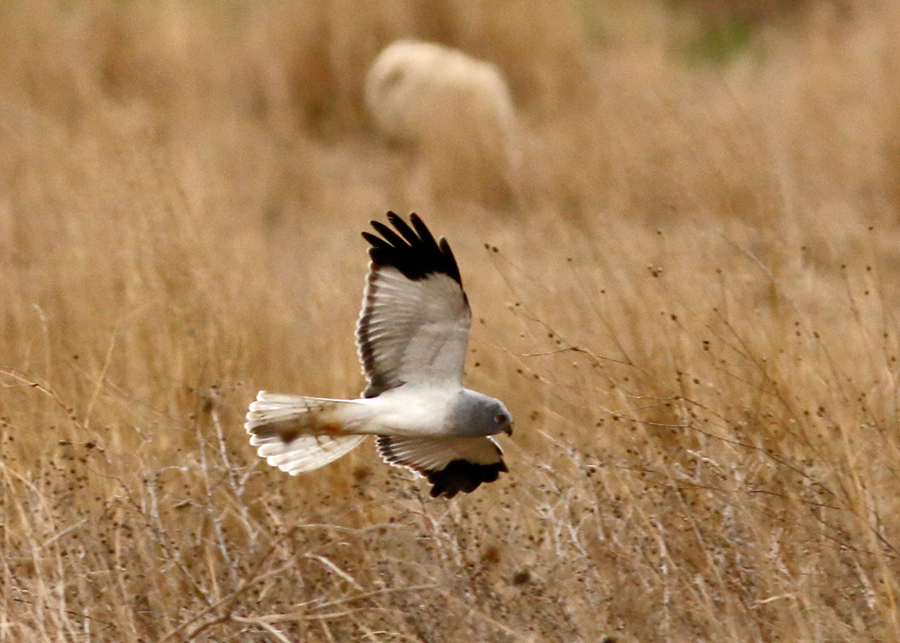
[253,433,368,474]
[245,391,368,474]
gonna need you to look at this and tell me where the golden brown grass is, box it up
[2,0,900,640]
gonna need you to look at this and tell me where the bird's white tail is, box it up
[245,392,368,474]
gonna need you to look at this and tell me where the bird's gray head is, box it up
[449,390,513,437]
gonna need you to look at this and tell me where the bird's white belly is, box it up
[358,385,459,437]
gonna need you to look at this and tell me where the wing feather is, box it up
[357,212,471,397]
[376,435,507,499]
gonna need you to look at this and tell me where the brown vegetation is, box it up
[2,0,900,640]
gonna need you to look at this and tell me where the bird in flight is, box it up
[245,212,512,498]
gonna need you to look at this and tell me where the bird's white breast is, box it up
[359,384,462,437]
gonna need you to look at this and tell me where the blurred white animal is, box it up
[365,40,520,208]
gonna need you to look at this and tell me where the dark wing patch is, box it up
[362,212,463,285]
[375,435,507,499]
[425,459,508,499]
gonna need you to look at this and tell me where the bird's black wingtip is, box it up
[426,459,508,499]
[363,212,462,284]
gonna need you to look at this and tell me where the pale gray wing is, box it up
[375,435,507,499]
[357,212,472,397]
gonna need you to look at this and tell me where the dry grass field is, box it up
[3,0,900,640]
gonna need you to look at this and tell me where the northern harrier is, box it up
[245,212,512,498]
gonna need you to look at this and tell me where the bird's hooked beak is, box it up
[503,422,513,437]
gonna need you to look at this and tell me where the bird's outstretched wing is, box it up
[357,212,472,397]
[375,435,507,499]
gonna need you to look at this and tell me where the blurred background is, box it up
[2,0,900,641]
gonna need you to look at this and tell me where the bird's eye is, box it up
[495,413,506,424]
